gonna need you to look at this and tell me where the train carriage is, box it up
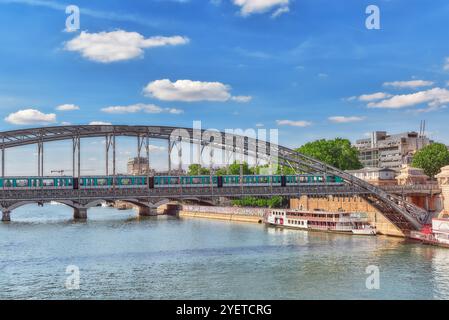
[0,176,73,190]
[0,173,344,190]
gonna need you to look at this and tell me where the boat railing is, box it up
[286,215,368,223]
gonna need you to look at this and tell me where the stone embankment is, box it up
[179,205,266,223]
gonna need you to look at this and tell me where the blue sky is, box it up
[0,0,449,174]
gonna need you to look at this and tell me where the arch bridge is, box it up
[0,125,430,234]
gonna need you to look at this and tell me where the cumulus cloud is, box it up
[101,103,183,114]
[5,109,57,125]
[358,92,391,102]
[328,116,365,123]
[233,0,289,17]
[89,121,112,125]
[368,87,449,109]
[65,30,189,63]
[276,120,312,127]
[56,104,80,111]
[143,79,251,102]
[383,80,434,89]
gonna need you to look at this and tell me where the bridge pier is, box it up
[138,206,158,217]
[2,210,11,222]
[73,208,87,220]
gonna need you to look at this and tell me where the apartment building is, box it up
[355,131,431,170]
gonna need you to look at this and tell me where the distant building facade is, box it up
[355,131,431,169]
[127,157,153,175]
[346,167,398,186]
[396,165,429,185]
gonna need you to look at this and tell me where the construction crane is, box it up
[50,169,97,176]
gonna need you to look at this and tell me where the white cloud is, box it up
[143,79,251,102]
[65,30,189,63]
[60,121,71,125]
[271,6,289,18]
[276,120,312,127]
[1,0,162,28]
[444,57,449,71]
[368,87,449,109]
[148,145,166,152]
[413,105,447,114]
[328,116,365,123]
[101,103,183,114]
[358,92,391,102]
[56,104,80,111]
[383,80,434,89]
[5,109,57,125]
[255,123,264,127]
[231,95,252,103]
[233,0,289,17]
[89,121,112,125]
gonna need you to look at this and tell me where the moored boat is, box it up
[264,209,376,235]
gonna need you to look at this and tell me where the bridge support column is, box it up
[2,210,11,222]
[74,208,87,220]
[138,206,158,217]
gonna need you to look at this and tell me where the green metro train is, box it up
[0,174,344,190]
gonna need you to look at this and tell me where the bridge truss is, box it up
[0,125,430,232]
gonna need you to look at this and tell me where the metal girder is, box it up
[0,124,429,230]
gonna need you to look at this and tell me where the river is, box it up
[1,204,449,300]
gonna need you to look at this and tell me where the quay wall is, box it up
[290,195,405,237]
[179,205,266,224]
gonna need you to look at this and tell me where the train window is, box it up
[192,177,200,184]
[120,178,132,185]
[43,179,54,187]
[16,179,28,187]
[97,178,107,186]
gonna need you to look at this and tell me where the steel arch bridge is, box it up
[0,125,429,233]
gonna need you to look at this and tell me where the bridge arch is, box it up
[0,125,429,231]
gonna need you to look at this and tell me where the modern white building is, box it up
[346,167,397,186]
[355,131,432,169]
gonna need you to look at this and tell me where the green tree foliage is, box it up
[187,164,210,175]
[231,196,286,208]
[411,143,449,178]
[224,161,254,175]
[296,138,363,170]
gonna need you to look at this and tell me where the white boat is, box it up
[351,225,377,235]
[264,209,376,235]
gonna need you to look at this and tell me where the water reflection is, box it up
[1,205,449,299]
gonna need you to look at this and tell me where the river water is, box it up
[1,204,449,300]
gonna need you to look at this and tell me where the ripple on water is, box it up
[0,205,448,299]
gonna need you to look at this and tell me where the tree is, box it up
[411,143,449,178]
[231,196,286,208]
[225,161,254,175]
[187,164,210,175]
[296,138,363,170]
